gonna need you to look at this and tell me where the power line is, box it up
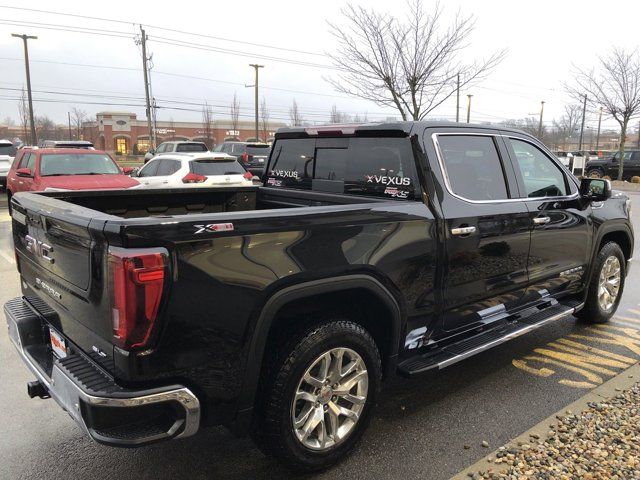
[0,5,325,56]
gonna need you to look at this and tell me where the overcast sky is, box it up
[0,0,638,134]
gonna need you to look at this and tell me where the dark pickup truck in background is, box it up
[4,122,634,471]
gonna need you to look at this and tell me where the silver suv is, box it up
[144,141,208,163]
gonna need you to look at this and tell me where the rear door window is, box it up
[156,159,181,176]
[246,145,270,156]
[437,135,509,201]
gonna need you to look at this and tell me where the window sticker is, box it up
[383,187,409,198]
[365,174,412,186]
[270,169,299,179]
[266,178,283,186]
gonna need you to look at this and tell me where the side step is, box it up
[397,302,580,377]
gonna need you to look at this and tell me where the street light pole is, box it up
[466,94,473,123]
[578,94,587,151]
[537,101,545,139]
[249,64,264,141]
[12,33,37,145]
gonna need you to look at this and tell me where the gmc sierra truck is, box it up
[4,122,634,471]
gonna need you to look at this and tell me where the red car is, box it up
[6,148,139,207]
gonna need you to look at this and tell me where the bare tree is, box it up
[329,105,352,123]
[568,47,640,180]
[35,115,58,141]
[3,116,15,126]
[501,117,545,140]
[201,101,214,149]
[260,97,270,142]
[70,108,87,140]
[289,99,304,126]
[230,92,240,139]
[552,104,582,148]
[326,0,505,121]
[18,88,30,144]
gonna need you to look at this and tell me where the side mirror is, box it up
[16,167,33,178]
[580,178,612,201]
[121,166,134,175]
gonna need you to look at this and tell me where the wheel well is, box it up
[263,288,396,376]
[600,231,632,261]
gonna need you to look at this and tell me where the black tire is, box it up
[587,168,604,179]
[577,242,626,324]
[6,191,12,216]
[252,319,382,472]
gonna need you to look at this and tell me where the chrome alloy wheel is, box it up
[598,256,621,311]
[291,347,368,451]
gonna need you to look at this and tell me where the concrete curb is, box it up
[449,362,640,480]
[611,181,640,192]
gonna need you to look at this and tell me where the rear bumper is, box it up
[4,297,201,447]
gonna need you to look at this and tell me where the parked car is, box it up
[0,139,17,189]
[144,141,208,163]
[5,122,633,471]
[38,140,95,149]
[585,150,640,179]
[134,152,254,188]
[214,141,270,176]
[5,148,138,209]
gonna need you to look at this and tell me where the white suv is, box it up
[0,140,17,189]
[134,152,255,188]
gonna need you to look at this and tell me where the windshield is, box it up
[247,145,270,156]
[191,160,246,176]
[0,145,17,156]
[40,153,121,176]
[176,143,207,152]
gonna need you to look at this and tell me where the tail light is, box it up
[108,248,167,350]
[241,152,253,163]
[182,172,207,183]
[243,171,253,180]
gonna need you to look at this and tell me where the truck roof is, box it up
[275,121,529,139]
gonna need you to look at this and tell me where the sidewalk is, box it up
[452,363,640,480]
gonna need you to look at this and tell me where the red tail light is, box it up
[241,152,248,163]
[243,171,253,180]
[108,248,167,350]
[182,172,207,183]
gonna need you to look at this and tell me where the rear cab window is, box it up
[176,143,208,153]
[266,136,419,200]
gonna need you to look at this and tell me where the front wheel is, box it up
[577,242,626,323]
[253,320,381,472]
[587,169,604,179]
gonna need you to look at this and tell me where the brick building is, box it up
[84,112,287,155]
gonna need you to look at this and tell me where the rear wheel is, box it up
[587,168,604,179]
[253,319,381,472]
[577,242,625,324]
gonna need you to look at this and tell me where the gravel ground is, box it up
[466,382,640,480]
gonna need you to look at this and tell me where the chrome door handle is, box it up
[451,226,476,236]
[533,216,551,225]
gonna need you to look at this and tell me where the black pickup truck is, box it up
[4,122,634,471]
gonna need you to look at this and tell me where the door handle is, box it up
[451,226,476,236]
[533,216,551,225]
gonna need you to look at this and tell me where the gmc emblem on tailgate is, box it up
[25,235,55,264]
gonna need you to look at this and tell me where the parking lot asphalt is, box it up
[0,190,639,480]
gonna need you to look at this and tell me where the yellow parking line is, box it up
[626,309,640,317]
[617,314,640,324]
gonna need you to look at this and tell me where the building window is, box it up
[115,137,127,155]
[137,138,150,154]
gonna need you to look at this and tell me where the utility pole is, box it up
[68,112,72,140]
[12,34,37,145]
[456,73,460,122]
[578,94,587,151]
[249,64,264,141]
[537,101,545,139]
[138,26,154,150]
[466,94,473,123]
[595,106,603,150]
